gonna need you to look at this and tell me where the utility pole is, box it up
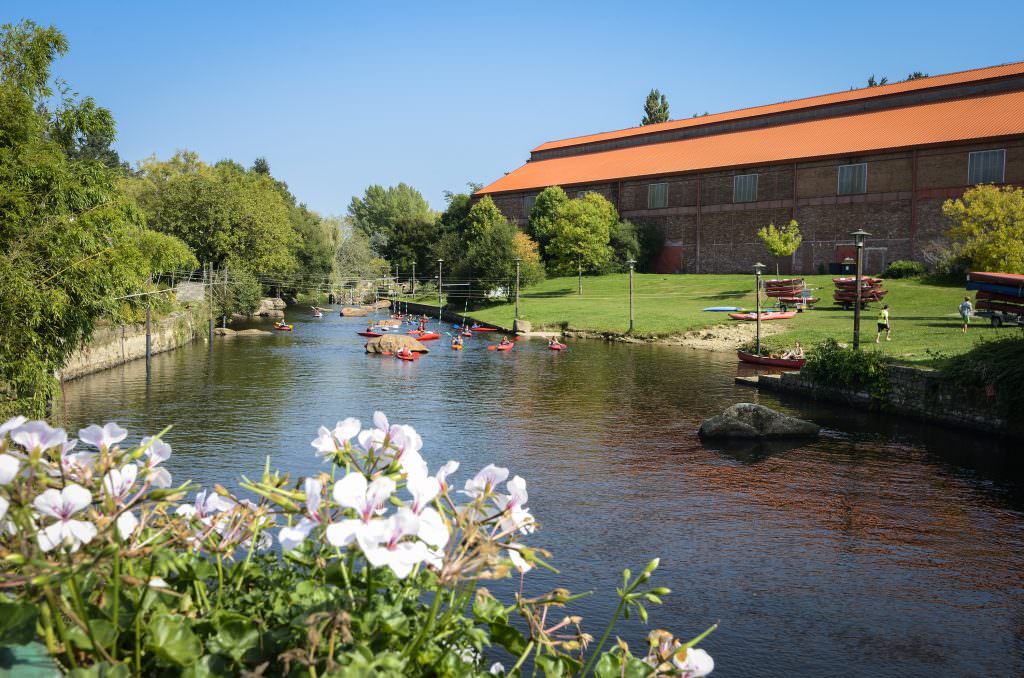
[145,299,152,381]
[437,259,444,324]
[514,258,522,323]
[851,230,870,350]
[754,262,766,355]
[205,262,213,343]
[411,261,416,295]
[577,255,583,295]
[627,259,636,333]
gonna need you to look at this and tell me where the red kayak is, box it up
[728,311,797,321]
[460,331,473,337]
[489,343,514,351]
[417,332,441,341]
[472,327,498,332]
[547,343,568,351]
[357,331,383,337]
[407,330,424,336]
[395,351,419,361]
[737,350,805,368]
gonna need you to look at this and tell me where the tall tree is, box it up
[545,193,617,275]
[904,71,928,81]
[251,156,271,175]
[641,88,670,125]
[866,74,889,87]
[944,185,1024,273]
[527,185,569,259]
[347,183,437,274]
[455,197,521,295]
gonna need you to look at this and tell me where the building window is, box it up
[574,190,593,199]
[837,163,867,195]
[648,182,668,209]
[523,194,536,217]
[968,149,1005,184]
[733,174,758,203]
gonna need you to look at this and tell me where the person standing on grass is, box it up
[959,296,974,333]
[875,304,891,343]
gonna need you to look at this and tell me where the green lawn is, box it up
[469,274,1018,364]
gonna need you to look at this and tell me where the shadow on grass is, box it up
[522,288,576,299]
[694,290,750,299]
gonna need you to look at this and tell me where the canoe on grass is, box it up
[737,350,805,368]
[728,311,797,321]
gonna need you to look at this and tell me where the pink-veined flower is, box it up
[12,421,68,453]
[116,510,139,540]
[279,478,324,552]
[0,416,26,440]
[33,484,97,552]
[406,473,449,555]
[673,647,715,677]
[140,437,173,488]
[311,418,361,457]
[78,422,127,451]
[361,507,429,578]
[325,472,395,550]
[60,440,95,476]
[462,464,510,499]
[497,475,535,535]
[103,464,138,503]
[175,489,235,523]
[435,461,459,493]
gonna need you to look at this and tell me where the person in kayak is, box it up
[451,336,463,348]
[397,347,412,359]
[500,336,512,346]
[781,341,804,360]
[875,304,891,343]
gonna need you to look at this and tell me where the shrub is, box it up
[802,338,892,402]
[941,336,1024,419]
[883,260,926,279]
[0,414,715,676]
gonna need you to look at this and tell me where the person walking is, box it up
[959,296,974,333]
[875,304,891,343]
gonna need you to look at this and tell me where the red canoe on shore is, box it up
[737,350,805,368]
[728,311,797,321]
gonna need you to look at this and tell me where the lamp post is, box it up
[627,259,636,333]
[754,262,766,355]
[437,259,444,325]
[514,258,522,322]
[411,261,416,296]
[850,229,871,350]
[578,255,583,295]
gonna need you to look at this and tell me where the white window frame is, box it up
[647,182,668,209]
[968,149,1006,185]
[733,174,758,203]
[837,163,868,195]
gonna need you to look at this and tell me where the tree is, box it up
[347,183,438,274]
[757,220,803,278]
[512,232,545,288]
[335,218,390,279]
[866,75,889,87]
[527,185,569,259]
[600,220,642,273]
[289,204,338,289]
[905,71,928,81]
[545,193,617,276]
[943,185,1024,273]
[451,197,522,296]
[251,156,271,175]
[641,88,670,125]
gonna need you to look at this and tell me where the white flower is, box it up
[497,476,535,535]
[60,442,95,475]
[33,484,97,552]
[103,464,138,503]
[507,548,532,573]
[12,421,68,453]
[489,662,506,675]
[140,437,172,488]
[78,422,128,451]
[0,497,8,523]
[406,474,448,552]
[325,473,394,550]
[462,464,509,499]
[148,577,168,588]
[279,478,324,552]
[175,489,235,523]
[0,454,19,484]
[407,474,440,513]
[361,507,429,578]
[673,647,715,678]
[116,510,139,540]
[435,461,459,493]
[334,417,361,444]
[372,411,389,432]
[0,416,26,439]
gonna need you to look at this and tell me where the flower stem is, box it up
[510,640,535,674]
[579,597,627,677]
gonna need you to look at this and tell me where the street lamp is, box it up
[754,262,766,355]
[627,259,637,333]
[577,255,583,295]
[850,229,871,350]
[411,261,416,296]
[514,258,522,323]
[437,259,444,325]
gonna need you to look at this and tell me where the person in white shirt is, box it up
[959,296,973,333]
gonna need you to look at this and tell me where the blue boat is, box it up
[703,306,744,312]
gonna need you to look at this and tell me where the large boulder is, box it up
[236,328,272,336]
[250,297,286,319]
[698,403,819,440]
[365,334,429,354]
[376,318,402,328]
[341,307,369,317]
[213,327,236,336]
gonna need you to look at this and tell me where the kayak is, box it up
[489,343,514,351]
[472,327,498,332]
[312,311,323,318]
[451,342,464,351]
[357,331,383,337]
[417,332,441,341]
[395,351,418,362]
[728,311,797,321]
[407,330,425,336]
[703,306,743,312]
[460,331,473,337]
[273,323,294,331]
[547,343,568,351]
[737,350,805,368]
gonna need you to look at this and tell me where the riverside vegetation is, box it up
[0,413,716,677]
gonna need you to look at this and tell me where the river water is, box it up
[60,311,1024,676]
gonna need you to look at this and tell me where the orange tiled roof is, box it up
[478,90,1024,195]
[532,61,1024,153]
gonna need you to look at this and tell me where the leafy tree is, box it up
[757,220,802,277]
[347,183,438,273]
[450,197,522,296]
[905,71,928,81]
[641,88,670,125]
[943,185,1024,273]
[527,185,569,258]
[251,156,271,175]
[512,231,545,287]
[599,220,642,274]
[289,204,338,289]
[866,74,889,87]
[1,20,196,416]
[545,193,617,276]
[635,220,665,272]
[335,218,390,279]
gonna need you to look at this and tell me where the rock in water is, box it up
[341,307,369,317]
[698,403,819,440]
[213,327,236,336]
[236,329,272,336]
[365,334,429,354]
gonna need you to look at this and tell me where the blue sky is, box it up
[6,1,1023,215]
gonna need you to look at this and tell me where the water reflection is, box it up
[60,311,1024,677]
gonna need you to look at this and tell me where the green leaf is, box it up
[472,592,506,624]
[147,614,202,667]
[67,661,131,677]
[180,654,229,678]
[0,599,39,645]
[206,612,258,664]
[488,621,527,656]
[593,653,620,678]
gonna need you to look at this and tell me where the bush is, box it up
[941,336,1024,418]
[802,338,892,402]
[883,260,926,279]
[0,414,716,676]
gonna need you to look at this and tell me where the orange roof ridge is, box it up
[532,61,1024,153]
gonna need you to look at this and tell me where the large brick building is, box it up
[475,63,1024,274]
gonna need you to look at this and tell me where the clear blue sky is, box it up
[6,1,1023,215]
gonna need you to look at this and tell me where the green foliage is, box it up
[866,74,888,87]
[883,259,927,279]
[0,19,68,100]
[348,183,437,273]
[527,185,569,258]
[635,220,665,272]
[289,204,338,288]
[456,197,521,295]
[599,220,642,274]
[335,219,391,280]
[943,185,1024,273]
[545,193,616,276]
[941,335,1024,419]
[802,338,892,402]
[641,88,670,125]
[512,231,545,288]
[757,220,802,258]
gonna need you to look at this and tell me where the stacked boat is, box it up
[967,271,1024,320]
[832,277,887,309]
[764,278,818,308]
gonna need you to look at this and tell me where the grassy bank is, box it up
[469,274,1019,364]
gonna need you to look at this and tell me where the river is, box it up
[59,310,1024,676]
